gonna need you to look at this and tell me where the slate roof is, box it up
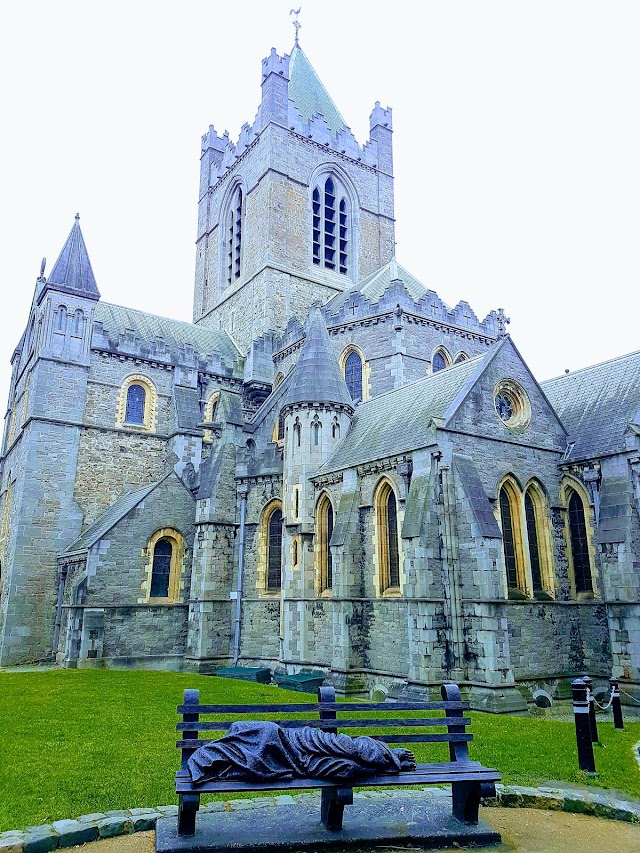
[325,259,441,312]
[282,309,353,408]
[541,350,640,462]
[46,215,100,300]
[288,47,347,134]
[93,302,242,372]
[317,355,485,473]
[63,479,164,553]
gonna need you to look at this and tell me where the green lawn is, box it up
[0,669,638,832]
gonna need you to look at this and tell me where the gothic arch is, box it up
[316,492,334,595]
[453,351,468,364]
[219,176,247,291]
[523,478,556,597]
[143,528,185,602]
[309,163,359,281]
[559,475,597,598]
[258,499,283,594]
[496,475,528,598]
[203,390,221,442]
[373,477,402,596]
[431,346,452,373]
[339,344,368,402]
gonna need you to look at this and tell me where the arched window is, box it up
[266,506,282,591]
[150,538,172,598]
[344,350,363,402]
[567,489,593,594]
[523,482,555,597]
[125,384,146,425]
[311,415,322,447]
[202,391,221,442]
[313,175,349,275]
[274,372,285,388]
[432,348,451,373]
[293,417,301,448]
[117,375,157,431]
[498,480,527,596]
[146,528,184,602]
[376,480,401,593]
[332,417,340,440]
[71,309,84,337]
[55,305,67,332]
[453,352,468,364]
[226,185,243,285]
[292,538,299,567]
[317,494,334,593]
[277,409,285,442]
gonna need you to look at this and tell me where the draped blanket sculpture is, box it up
[188,721,417,784]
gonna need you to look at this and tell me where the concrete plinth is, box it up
[155,794,500,852]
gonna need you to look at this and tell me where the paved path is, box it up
[66,808,640,852]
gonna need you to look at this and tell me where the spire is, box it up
[283,309,353,409]
[44,214,100,301]
[288,46,347,134]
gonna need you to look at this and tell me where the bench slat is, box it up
[176,701,469,714]
[176,716,472,732]
[176,732,473,748]
[175,765,500,793]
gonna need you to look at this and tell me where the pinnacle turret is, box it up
[42,214,100,302]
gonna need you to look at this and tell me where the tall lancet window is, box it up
[226,185,243,285]
[313,176,349,275]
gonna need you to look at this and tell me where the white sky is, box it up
[1,1,639,412]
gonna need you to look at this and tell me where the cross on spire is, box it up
[290,7,302,46]
[496,308,511,337]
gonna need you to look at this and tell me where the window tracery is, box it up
[226,185,244,285]
[313,175,349,275]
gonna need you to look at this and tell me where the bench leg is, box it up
[178,793,200,837]
[451,781,481,825]
[321,786,353,831]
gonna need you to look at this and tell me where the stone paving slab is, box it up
[155,794,500,852]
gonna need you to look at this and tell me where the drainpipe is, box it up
[52,564,68,657]
[232,485,249,666]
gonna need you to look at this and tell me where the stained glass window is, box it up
[568,491,593,593]
[125,384,146,425]
[345,351,363,401]
[267,508,282,590]
[499,487,518,590]
[432,351,446,373]
[495,394,513,421]
[150,539,172,598]
[525,492,543,592]
[387,490,400,588]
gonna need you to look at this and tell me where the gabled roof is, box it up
[92,302,243,374]
[541,350,640,462]
[45,215,100,301]
[63,479,166,554]
[325,259,438,312]
[317,354,485,474]
[288,46,347,134]
[282,308,353,409]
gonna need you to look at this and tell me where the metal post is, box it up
[572,678,596,774]
[582,676,599,743]
[609,676,624,730]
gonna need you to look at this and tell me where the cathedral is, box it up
[1,39,638,712]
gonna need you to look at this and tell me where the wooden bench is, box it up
[174,682,500,837]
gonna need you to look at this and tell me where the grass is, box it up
[0,669,638,832]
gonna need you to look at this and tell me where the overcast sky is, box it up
[1,1,639,413]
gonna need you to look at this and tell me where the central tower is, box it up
[193,43,395,351]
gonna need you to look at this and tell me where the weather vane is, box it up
[290,7,301,47]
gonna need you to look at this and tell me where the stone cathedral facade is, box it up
[1,42,639,711]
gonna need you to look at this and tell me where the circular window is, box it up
[494,380,531,429]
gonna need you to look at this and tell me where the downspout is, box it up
[52,563,68,657]
[232,485,249,666]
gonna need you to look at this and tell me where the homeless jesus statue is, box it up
[188,721,417,784]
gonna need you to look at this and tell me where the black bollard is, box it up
[609,676,624,730]
[582,676,599,743]
[572,678,596,774]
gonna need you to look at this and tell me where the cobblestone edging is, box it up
[1,786,639,851]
